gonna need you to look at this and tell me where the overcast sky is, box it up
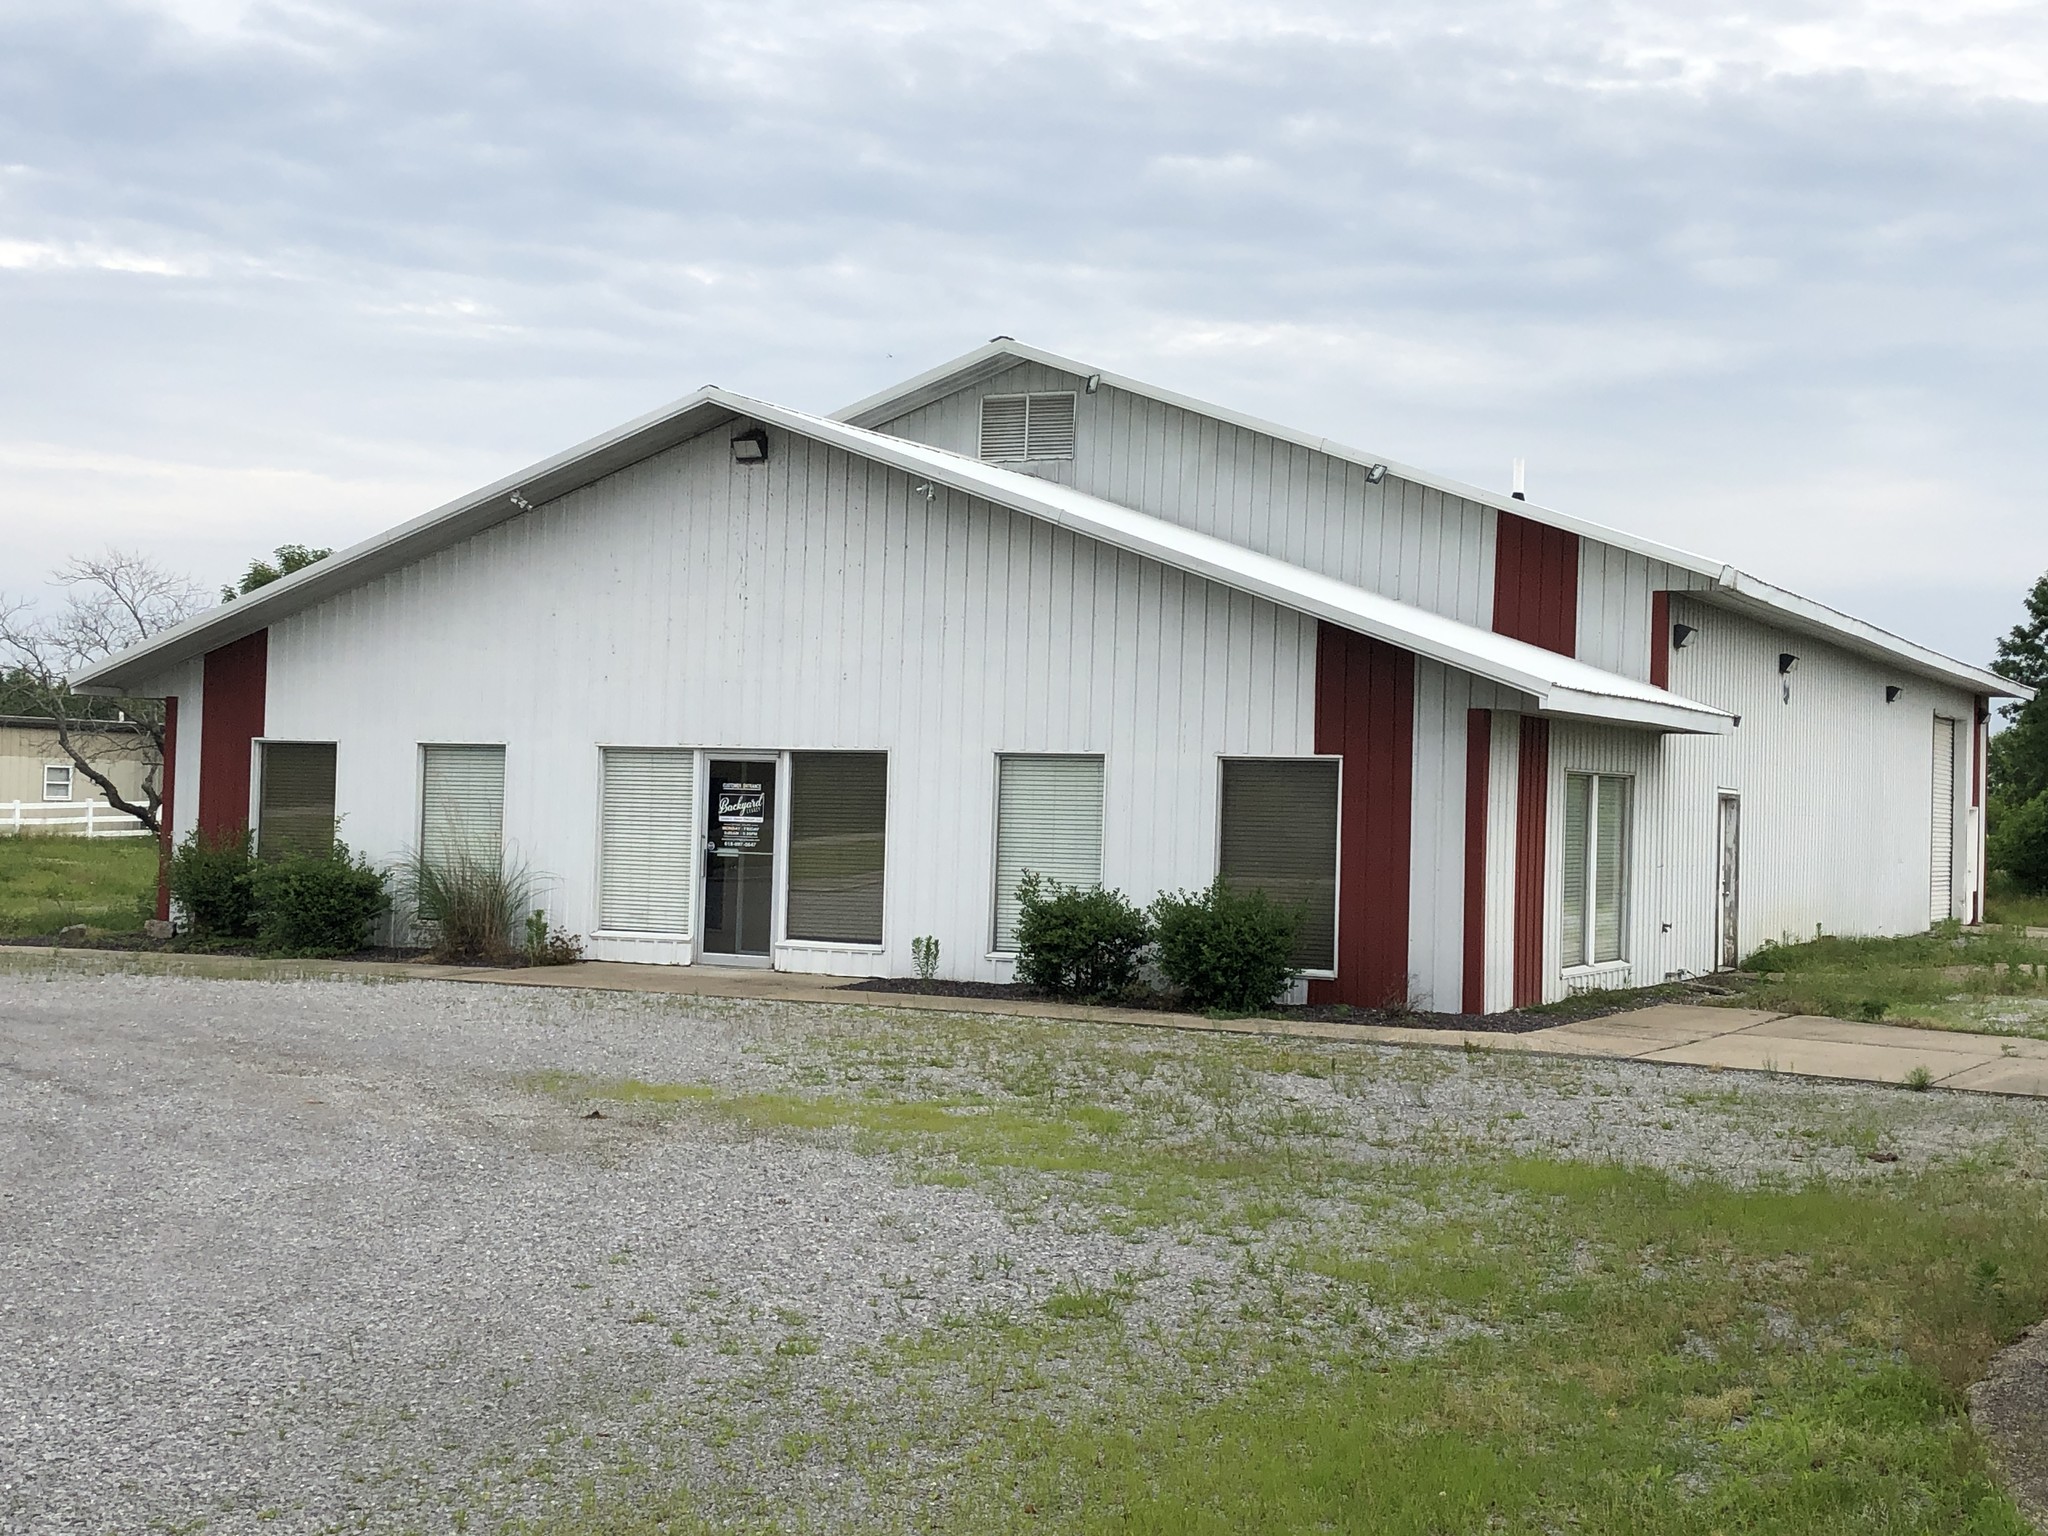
[3,0,2044,669]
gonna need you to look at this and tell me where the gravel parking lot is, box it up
[5,958,2046,1534]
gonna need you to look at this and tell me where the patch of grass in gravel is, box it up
[522,1021,2048,1534]
[1722,926,2048,1039]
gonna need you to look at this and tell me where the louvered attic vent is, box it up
[979,392,1077,462]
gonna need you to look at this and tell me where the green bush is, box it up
[396,845,538,963]
[251,841,389,956]
[1989,790,2048,895]
[167,828,259,939]
[1012,873,1152,1002]
[1149,877,1302,1013]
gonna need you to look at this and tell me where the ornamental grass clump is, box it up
[1149,877,1301,1014]
[396,844,538,964]
[1012,873,1152,1003]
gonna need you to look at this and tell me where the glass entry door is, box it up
[703,758,776,959]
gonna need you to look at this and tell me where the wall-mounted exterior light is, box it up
[730,428,769,464]
[1364,463,1388,484]
[1778,653,1798,675]
[1084,374,1102,394]
[1672,623,1696,650]
[508,491,534,512]
[1886,685,1903,704]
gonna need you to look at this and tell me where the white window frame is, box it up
[989,752,1107,956]
[1213,754,1343,980]
[978,391,1079,463]
[1561,771,1633,973]
[42,762,73,802]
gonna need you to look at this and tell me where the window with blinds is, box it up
[258,741,337,858]
[787,751,887,945]
[598,749,695,935]
[1218,758,1340,971]
[978,393,1078,461]
[993,754,1104,951]
[420,744,505,871]
[1561,772,1632,967]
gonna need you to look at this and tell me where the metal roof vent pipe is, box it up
[1512,458,1526,501]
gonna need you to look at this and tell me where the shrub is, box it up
[912,935,940,982]
[1012,873,1152,1002]
[251,841,390,957]
[167,828,259,940]
[1150,878,1301,1013]
[1989,790,2048,895]
[523,908,584,966]
[396,845,537,963]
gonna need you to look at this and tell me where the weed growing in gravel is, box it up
[498,1005,2048,1534]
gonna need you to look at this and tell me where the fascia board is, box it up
[72,391,742,692]
[840,340,2027,703]
[753,393,1735,735]
[1701,574,2030,701]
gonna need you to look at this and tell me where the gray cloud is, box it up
[2,0,2043,666]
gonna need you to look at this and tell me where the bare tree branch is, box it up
[1,550,207,836]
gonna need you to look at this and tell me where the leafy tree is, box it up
[1990,570,2048,890]
[0,550,207,835]
[222,543,330,602]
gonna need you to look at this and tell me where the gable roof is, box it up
[836,338,2028,702]
[73,387,1733,734]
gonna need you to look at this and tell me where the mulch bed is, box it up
[843,976,1691,1034]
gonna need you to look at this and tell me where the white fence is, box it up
[1,800,152,838]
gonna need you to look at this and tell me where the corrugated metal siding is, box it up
[1492,512,1579,656]
[1405,663,1528,1011]
[261,426,1321,981]
[1576,547,1715,680]
[878,362,1498,630]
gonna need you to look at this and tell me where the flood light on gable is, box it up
[731,428,769,464]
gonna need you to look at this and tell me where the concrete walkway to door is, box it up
[12,946,2048,1098]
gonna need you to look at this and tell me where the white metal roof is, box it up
[836,338,2028,703]
[72,386,1736,733]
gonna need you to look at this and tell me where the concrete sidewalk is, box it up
[11,946,2048,1097]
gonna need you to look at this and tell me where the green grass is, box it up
[1986,884,2048,929]
[1722,924,2048,1038]
[527,1021,2048,1533]
[0,833,156,935]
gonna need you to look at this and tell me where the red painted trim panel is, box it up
[1649,590,1671,689]
[1462,708,1490,1014]
[156,695,178,920]
[199,630,267,840]
[1513,717,1550,1008]
[1309,624,1416,1009]
[1493,509,1580,657]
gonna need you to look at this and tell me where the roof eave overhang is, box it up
[1698,574,2031,701]
[841,341,2024,704]
[72,390,746,693]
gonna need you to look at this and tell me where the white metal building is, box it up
[78,340,2032,1009]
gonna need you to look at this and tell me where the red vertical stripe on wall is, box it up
[199,630,267,840]
[1309,624,1416,1009]
[1512,717,1551,1008]
[1461,709,1491,1014]
[155,695,179,921]
[1492,510,1580,657]
[1649,590,1671,689]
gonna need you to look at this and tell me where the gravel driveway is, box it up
[5,960,2045,1534]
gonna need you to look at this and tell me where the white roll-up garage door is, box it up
[993,754,1104,951]
[1930,717,1956,924]
[599,749,696,935]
